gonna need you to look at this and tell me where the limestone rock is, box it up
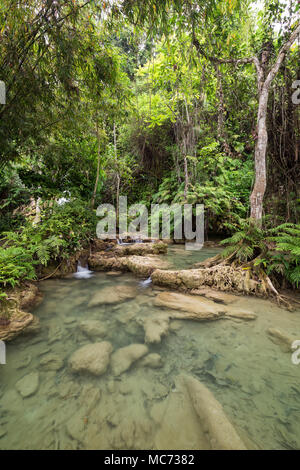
[151,378,211,450]
[111,344,148,375]
[111,241,167,257]
[0,310,34,342]
[69,341,113,376]
[267,328,296,353]
[154,291,226,321]
[20,315,41,335]
[224,309,257,321]
[181,374,247,450]
[143,315,170,344]
[140,353,163,368]
[16,371,39,398]
[18,283,43,311]
[79,320,107,339]
[126,255,170,277]
[88,285,137,307]
[190,287,238,304]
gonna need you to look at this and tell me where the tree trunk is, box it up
[113,122,120,223]
[91,121,101,209]
[250,24,300,222]
[214,64,233,157]
[250,86,269,221]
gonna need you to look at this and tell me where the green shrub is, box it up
[0,198,97,290]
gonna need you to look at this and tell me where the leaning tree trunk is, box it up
[249,23,300,222]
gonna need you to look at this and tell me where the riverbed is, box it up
[0,246,300,449]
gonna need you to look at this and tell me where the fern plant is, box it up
[220,219,267,262]
[268,223,300,287]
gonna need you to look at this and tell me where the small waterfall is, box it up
[139,276,152,287]
[73,261,94,279]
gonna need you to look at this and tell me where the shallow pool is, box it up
[1,246,300,449]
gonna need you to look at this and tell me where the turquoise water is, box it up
[0,246,300,449]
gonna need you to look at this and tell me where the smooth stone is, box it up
[69,342,113,376]
[88,285,137,307]
[16,371,39,398]
[267,328,296,352]
[79,320,107,339]
[140,353,163,369]
[154,291,226,320]
[111,344,148,375]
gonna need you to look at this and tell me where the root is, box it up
[34,262,63,282]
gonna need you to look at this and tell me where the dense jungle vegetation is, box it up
[0,0,299,300]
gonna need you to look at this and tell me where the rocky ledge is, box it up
[0,283,43,342]
[89,241,169,277]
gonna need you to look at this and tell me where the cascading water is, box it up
[73,260,94,279]
[139,275,152,287]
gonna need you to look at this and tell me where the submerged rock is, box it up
[181,374,247,450]
[39,354,64,371]
[154,291,226,321]
[143,315,170,344]
[20,315,41,335]
[16,371,39,398]
[88,285,137,307]
[140,353,163,369]
[190,287,238,304]
[79,320,107,339]
[69,341,113,376]
[267,328,296,352]
[111,344,148,375]
[224,309,257,321]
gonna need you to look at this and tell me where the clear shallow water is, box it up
[0,246,300,450]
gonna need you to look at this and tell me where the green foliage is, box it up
[220,220,300,288]
[220,219,266,261]
[268,223,300,287]
[0,199,97,290]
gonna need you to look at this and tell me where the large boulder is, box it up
[69,342,113,376]
[154,291,226,321]
[111,344,148,375]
